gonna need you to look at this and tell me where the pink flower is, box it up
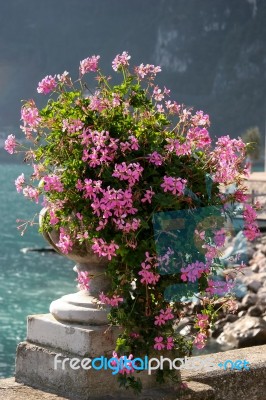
[164,139,191,156]
[193,333,207,350]
[79,55,100,75]
[62,119,84,134]
[56,228,73,254]
[4,134,16,154]
[153,86,164,102]
[138,255,160,286]
[154,307,174,326]
[196,314,209,329]
[15,173,25,193]
[43,175,64,192]
[161,176,187,196]
[112,51,131,71]
[37,75,57,94]
[214,228,226,247]
[112,162,144,187]
[49,209,59,225]
[206,279,235,296]
[187,127,211,149]
[148,151,163,166]
[110,352,134,375]
[22,186,39,203]
[135,64,161,79]
[76,271,90,291]
[166,337,174,350]
[211,136,246,184]
[191,111,210,127]
[154,314,166,326]
[92,238,119,260]
[181,261,209,283]
[141,188,155,204]
[154,336,165,351]
[99,292,123,307]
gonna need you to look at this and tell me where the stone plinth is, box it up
[15,314,174,399]
[26,314,118,356]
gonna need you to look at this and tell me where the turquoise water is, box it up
[0,164,76,378]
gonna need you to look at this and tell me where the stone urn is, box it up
[39,209,111,325]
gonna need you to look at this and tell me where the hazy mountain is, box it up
[0,0,265,160]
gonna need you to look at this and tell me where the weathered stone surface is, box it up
[241,293,258,308]
[247,279,262,293]
[238,310,246,318]
[216,316,266,348]
[16,342,177,400]
[251,263,259,273]
[0,377,215,400]
[182,345,266,400]
[27,314,120,357]
[247,305,263,317]
[49,291,110,325]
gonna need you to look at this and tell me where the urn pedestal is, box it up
[15,219,179,399]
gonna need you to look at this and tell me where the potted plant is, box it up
[5,51,260,392]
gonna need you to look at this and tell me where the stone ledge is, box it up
[0,378,215,400]
[181,344,266,400]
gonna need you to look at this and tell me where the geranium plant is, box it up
[5,51,260,392]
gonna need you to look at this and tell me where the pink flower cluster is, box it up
[213,228,226,248]
[243,204,260,241]
[22,186,39,203]
[193,333,207,350]
[211,136,246,184]
[152,86,164,102]
[154,336,174,350]
[195,314,209,329]
[99,293,123,307]
[206,279,235,296]
[111,352,134,375]
[112,162,144,186]
[187,127,211,149]
[20,102,40,138]
[91,186,137,221]
[15,173,25,193]
[180,261,209,283]
[80,129,118,167]
[120,135,139,152]
[56,227,73,254]
[112,51,131,71]
[164,139,192,156]
[91,238,119,260]
[62,119,84,134]
[148,151,164,166]
[154,307,174,326]
[76,271,90,291]
[37,75,57,94]
[161,176,187,196]
[191,111,210,127]
[135,63,161,79]
[79,55,100,75]
[88,90,110,112]
[138,252,160,286]
[43,175,64,192]
[4,134,16,154]
[112,218,141,233]
[48,209,59,225]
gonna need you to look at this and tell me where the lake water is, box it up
[0,163,76,378]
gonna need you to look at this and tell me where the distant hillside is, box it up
[0,0,265,149]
